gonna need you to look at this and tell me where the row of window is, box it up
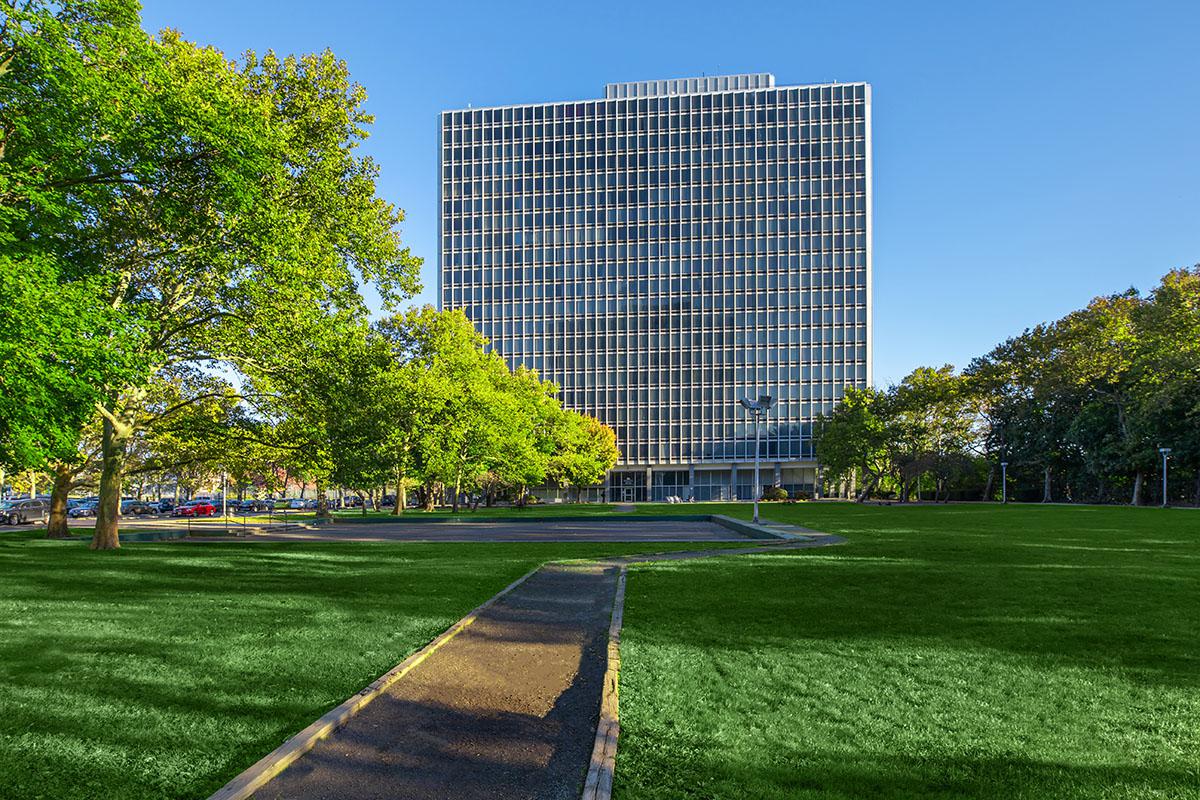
[446,203,868,223]
[470,310,869,330]
[442,131,867,162]
[443,105,866,139]
[443,157,867,185]
[487,353,867,372]
[614,447,816,465]
[443,195,867,218]
[444,175,864,200]
[447,260,865,279]
[445,214,868,240]
[448,252,868,270]
[447,233,866,258]
[452,286,868,303]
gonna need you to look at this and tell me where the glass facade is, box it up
[439,74,871,495]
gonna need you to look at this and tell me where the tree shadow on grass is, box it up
[623,541,1200,690]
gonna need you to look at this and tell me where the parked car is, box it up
[1,498,48,525]
[155,499,176,513]
[68,501,99,518]
[172,500,217,517]
[120,498,155,516]
[229,499,272,513]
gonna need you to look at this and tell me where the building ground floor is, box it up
[591,463,819,503]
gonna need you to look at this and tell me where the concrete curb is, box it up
[581,567,626,800]
[205,565,543,800]
[708,514,802,539]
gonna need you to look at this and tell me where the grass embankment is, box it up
[0,537,711,800]
[614,504,1200,799]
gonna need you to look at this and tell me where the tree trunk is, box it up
[316,483,331,519]
[982,467,994,502]
[46,463,74,539]
[856,475,878,503]
[93,409,133,550]
[1193,469,1200,507]
[391,471,403,515]
[422,482,436,512]
[1042,466,1052,503]
[1131,471,1144,506]
[451,472,462,513]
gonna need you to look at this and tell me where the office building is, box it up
[439,74,871,500]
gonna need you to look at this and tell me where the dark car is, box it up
[229,499,266,513]
[155,499,176,513]
[120,498,155,516]
[173,500,217,517]
[68,501,99,518]
[1,498,48,525]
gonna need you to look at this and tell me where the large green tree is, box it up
[4,9,421,547]
[0,1,155,474]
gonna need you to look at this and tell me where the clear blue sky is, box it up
[143,0,1199,387]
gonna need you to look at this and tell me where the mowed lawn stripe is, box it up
[614,504,1200,800]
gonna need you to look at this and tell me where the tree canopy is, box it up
[817,267,1200,505]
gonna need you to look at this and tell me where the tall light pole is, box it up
[1159,447,1171,508]
[739,395,775,524]
[1000,461,1009,505]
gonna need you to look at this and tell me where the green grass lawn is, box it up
[614,503,1200,799]
[0,536,719,800]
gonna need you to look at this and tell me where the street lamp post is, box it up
[1159,447,1172,508]
[1000,461,1009,505]
[739,395,775,524]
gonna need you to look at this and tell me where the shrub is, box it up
[761,486,788,501]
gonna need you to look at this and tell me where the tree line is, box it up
[816,267,1200,505]
[0,1,616,548]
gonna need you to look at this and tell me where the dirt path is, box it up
[244,537,844,800]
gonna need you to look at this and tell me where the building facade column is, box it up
[688,464,696,501]
[645,466,653,502]
[730,463,738,501]
[773,462,782,488]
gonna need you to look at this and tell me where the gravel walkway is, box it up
[249,537,843,800]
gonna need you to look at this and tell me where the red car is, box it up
[173,500,217,517]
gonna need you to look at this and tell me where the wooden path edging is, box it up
[205,566,543,800]
[581,567,626,800]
